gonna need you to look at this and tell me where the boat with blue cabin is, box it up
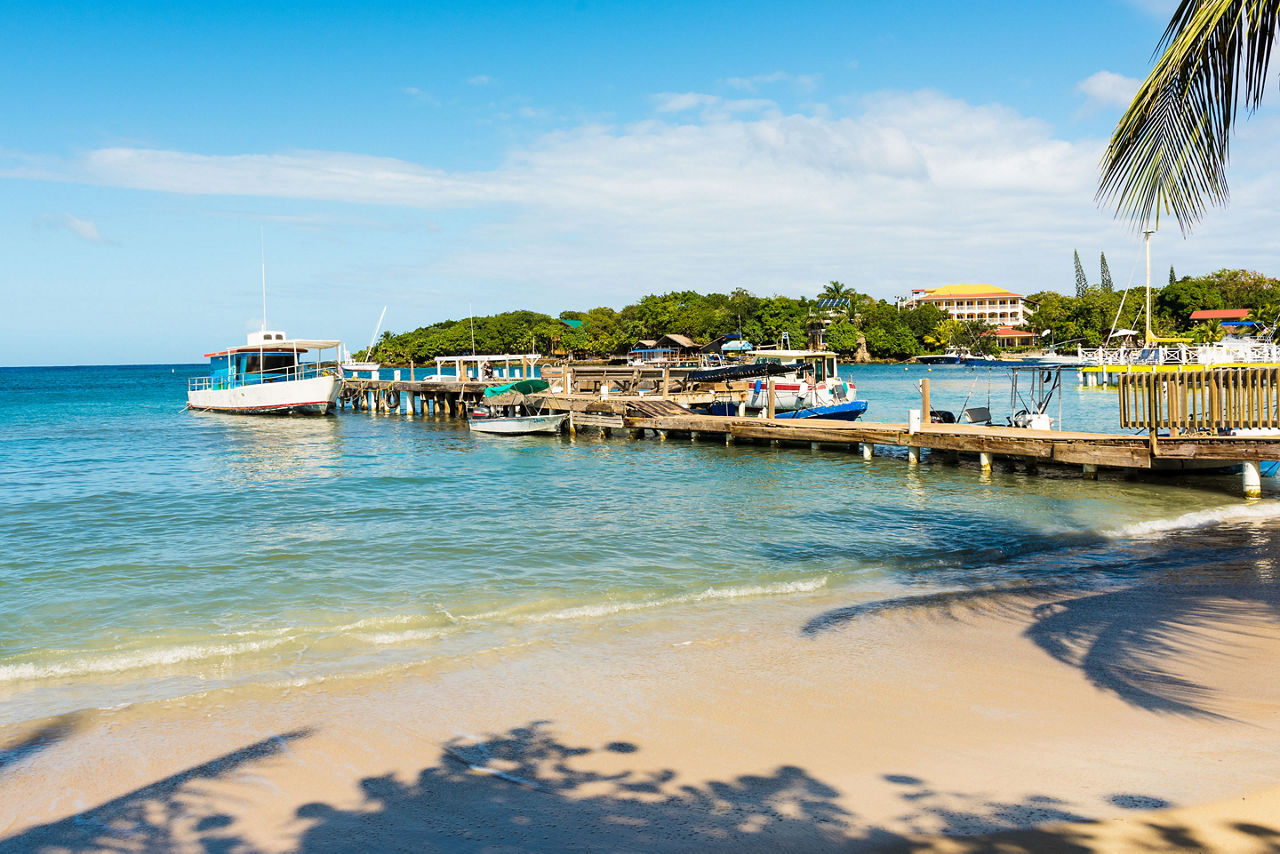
[187,330,344,415]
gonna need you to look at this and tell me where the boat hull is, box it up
[773,401,868,421]
[187,375,341,415]
[468,413,567,435]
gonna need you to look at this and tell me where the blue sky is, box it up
[3,0,1278,364]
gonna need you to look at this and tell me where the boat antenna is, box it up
[260,227,268,332]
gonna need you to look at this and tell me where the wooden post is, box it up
[920,377,931,424]
[410,361,415,382]
[766,378,776,419]
[662,367,671,400]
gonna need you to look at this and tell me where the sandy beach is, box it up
[3,579,1280,852]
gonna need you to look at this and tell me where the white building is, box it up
[904,284,1034,325]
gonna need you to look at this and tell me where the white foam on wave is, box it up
[1103,501,1280,539]
[0,636,293,683]
[525,576,830,623]
[351,627,453,646]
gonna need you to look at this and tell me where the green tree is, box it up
[822,322,863,355]
[819,281,852,300]
[1169,265,1177,286]
[1100,252,1113,293]
[1099,0,1280,232]
[901,303,949,345]
[1073,250,1088,298]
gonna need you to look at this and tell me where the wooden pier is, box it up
[339,369,1280,497]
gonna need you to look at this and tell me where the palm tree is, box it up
[1098,0,1280,233]
[819,281,852,300]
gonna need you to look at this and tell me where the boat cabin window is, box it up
[240,352,298,374]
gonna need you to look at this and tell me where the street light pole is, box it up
[1143,229,1156,345]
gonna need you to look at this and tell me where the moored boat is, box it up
[467,378,566,435]
[468,412,568,435]
[773,400,869,421]
[187,331,343,415]
[740,348,856,412]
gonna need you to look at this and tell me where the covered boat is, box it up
[187,331,343,415]
[468,379,567,435]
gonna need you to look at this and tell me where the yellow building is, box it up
[905,284,1032,325]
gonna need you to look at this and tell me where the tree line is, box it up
[369,267,1280,365]
[1028,266,1280,348]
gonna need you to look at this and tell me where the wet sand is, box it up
[3,580,1280,852]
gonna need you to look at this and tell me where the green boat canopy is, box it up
[483,378,550,398]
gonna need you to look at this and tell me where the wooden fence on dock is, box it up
[1119,367,1280,431]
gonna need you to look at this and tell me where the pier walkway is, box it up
[339,372,1280,497]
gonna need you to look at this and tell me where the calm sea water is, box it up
[1,362,1276,725]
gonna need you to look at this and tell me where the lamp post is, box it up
[1143,229,1156,345]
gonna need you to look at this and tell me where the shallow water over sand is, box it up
[1,362,1276,725]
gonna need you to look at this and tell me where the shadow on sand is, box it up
[0,713,81,774]
[0,728,311,854]
[5,721,1275,852]
[802,515,1280,720]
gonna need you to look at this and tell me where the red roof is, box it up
[1189,309,1250,320]
[993,326,1034,338]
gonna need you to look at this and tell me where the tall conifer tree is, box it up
[1073,250,1088,297]
[1099,252,1113,292]
[1169,265,1177,285]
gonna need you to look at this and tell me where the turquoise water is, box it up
[1,363,1276,725]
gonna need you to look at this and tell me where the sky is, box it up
[3,0,1279,365]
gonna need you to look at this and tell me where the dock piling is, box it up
[1244,461,1263,498]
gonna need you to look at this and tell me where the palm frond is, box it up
[1098,0,1280,234]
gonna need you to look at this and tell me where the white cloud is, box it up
[403,87,441,106]
[467,75,493,86]
[652,92,778,121]
[1077,70,1141,109]
[5,88,1277,311]
[726,71,820,93]
[37,212,110,244]
[1122,0,1179,19]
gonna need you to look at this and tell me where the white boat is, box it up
[187,330,343,415]
[467,412,567,435]
[466,378,565,435]
[741,348,856,412]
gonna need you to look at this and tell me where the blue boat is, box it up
[773,400,868,421]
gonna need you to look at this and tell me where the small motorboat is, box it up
[773,400,868,421]
[467,378,566,435]
[467,411,568,435]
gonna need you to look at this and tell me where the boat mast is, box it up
[1143,229,1155,345]
[260,227,268,332]
[365,305,387,360]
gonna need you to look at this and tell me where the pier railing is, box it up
[1118,367,1280,431]
[188,363,337,391]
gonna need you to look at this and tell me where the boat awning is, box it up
[746,349,837,358]
[1190,309,1250,321]
[204,339,342,357]
[484,379,550,397]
